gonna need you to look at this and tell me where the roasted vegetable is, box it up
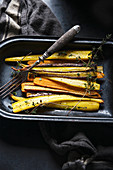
[21,64,93,72]
[5,49,104,113]
[11,94,103,103]
[22,83,101,98]
[34,77,100,91]
[46,101,99,111]
[27,71,97,80]
[5,50,92,62]
[21,82,34,92]
[12,94,103,113]
[10,95,100,112]
[27,60,87,67]
[10,94,25,101]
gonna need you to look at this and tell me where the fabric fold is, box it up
[38,122,113,170]
[0,0,64,41]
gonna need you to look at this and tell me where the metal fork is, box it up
[0,25,80,99]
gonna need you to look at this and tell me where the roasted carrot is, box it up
[11,94,103,103]
[27,60,86,67]
[12,94,102,113]
[27,71,97,81]
[21,82,34,92]
[22,83,101,98]
[97,72,105,79]
[5,50,92,62]
[34,77,100,91]
[21,64,93,72]
[46,101,100,111]
[10,94,25,101]
[11,95,100,112]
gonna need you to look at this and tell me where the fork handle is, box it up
[28,25,80,70]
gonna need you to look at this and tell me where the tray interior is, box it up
[0,37,113,121]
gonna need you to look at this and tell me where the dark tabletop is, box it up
[0,0,113,170]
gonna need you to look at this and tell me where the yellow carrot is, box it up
[11,94,100,112]
[34,77,100,90]
[5,50,92,62]
[46,101,99,111]
[12,94,103,113]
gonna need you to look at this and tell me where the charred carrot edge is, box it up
[27,60,87,67]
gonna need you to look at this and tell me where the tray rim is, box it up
[0,35,113,123]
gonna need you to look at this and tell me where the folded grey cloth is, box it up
[0,0,64,41]
[38,122,113,170]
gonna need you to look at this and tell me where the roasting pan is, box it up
[0,36,113,122]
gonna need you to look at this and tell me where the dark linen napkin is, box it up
[0,0,64,41]
[0,0,113,170]
[39,122,113,170]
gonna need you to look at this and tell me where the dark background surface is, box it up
[43,0,113,38]
[0,0,113,169]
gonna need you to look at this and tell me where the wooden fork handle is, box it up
[46,25,80,56]
[28,25,80,70]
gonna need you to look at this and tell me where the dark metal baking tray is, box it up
[0,36,113,123]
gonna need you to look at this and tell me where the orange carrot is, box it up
[97,72,105,79]
[33,77,101,98]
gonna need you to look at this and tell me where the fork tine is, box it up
[0,74,19,90]
[2,81,22,99]
[1,74,27,99]
[0,74,22,94]
[0,76,23,99]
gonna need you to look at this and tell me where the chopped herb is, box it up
[88,51,92,55]
[83,61,87,66]
[94,78,98,81]
[84,83,87,87]
[88,82,90,86]
[33,74,37,78]
[106,34,112,40]
[31,110,37,114]
[8,105,13,109]
[17,61,21,67]
[69,53,73,57]
[25,110,29,113]
[13,92,17,96]
[32,102,35,106]
[88,74,92,79]
[57,51,67,56]
[91,86,95,90]
[77,73,80,76]
[10,100,14,104]
[76,57,78,61]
